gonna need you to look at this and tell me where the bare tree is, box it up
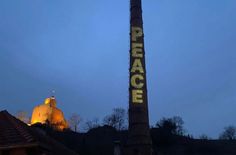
[15,111,30,124]
[156,117,177,134]
[68,113,81,132]
[172,116,185,135]
[156,116,185,135]
[103,108,127,130]
[199,134,210,140]
[83,118,100,131]
[219,126,236,140]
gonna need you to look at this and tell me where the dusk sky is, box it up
[0,0,236,138]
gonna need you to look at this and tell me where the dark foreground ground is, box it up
[33,124,236,155]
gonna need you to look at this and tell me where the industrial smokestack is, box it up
[126,0,153,155]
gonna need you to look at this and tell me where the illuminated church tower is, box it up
[126,0,152,154]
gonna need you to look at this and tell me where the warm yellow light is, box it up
[32,120,40,124]
[31,96,68,131]
[44,98,51,105]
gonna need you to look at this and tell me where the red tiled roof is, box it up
[0,110,78,155]
[0,110,36,148]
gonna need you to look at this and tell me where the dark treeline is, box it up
[29,107,236,155]
[16,107,236,140]
[65,107,236,141]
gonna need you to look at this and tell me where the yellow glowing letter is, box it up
[132,89,143,103]
[131,74,144,89]
[132,43,143,58]
[131,59,144,73]
[132,27,143,41]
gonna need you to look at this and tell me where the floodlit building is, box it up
[31,96,68,131]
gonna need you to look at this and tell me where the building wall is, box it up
[31,103,68,130]
[31,104,52,124]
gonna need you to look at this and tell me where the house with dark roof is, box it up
[0,110,78,155]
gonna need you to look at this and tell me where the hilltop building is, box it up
[31,96,68,131]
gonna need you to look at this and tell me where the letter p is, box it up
[132,27,143,41]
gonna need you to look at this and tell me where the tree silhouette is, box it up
[15,110,30,124]
[156,116,185,135]
[103,108,127,130]
[219,125,236,140]
[199,134,210,140]
[83,118,100,131]
[172,116,185,135]
[68,113,81,132]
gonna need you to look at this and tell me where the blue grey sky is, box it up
[0,0,235,138]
